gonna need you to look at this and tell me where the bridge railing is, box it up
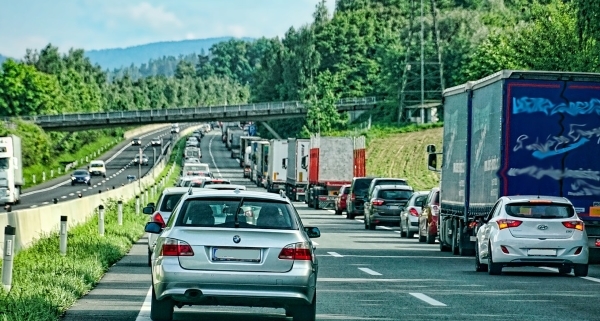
[3,97,376,124]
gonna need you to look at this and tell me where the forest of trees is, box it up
[0,0,598,168]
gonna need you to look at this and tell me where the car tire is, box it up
[87,182,91,186]
[558,265,571,275]
[426,232,435,244]
[71,182,75,186]
[475,241,488,272]
[406,220,415,238]
[292,292,316,321]
[103,174,106,178]
[488,243,502,275]
[418,222,426,242]
[335,209,342,215]
[150,287,174,321]
[147,248,152,267]
[574,264,589,277]
[399,220,407,237]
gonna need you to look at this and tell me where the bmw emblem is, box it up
[233,235,241,243]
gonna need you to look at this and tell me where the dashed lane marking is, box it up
[328,252,344,257]
[409,293,447,307]
[358,267,382,276]
[208,135,223,178]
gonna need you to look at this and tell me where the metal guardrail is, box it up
[2,97,378,124]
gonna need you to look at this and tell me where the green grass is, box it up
[0,135,186,321]
[23,135,120,189]
[328,122,444,191]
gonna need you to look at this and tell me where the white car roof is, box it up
[503,195,572,204]
[203,184,247,190]
[90,160,105,164]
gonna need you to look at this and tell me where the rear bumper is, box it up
[152,259,317,307]
[371,213,401,225]
[490,237,589,265]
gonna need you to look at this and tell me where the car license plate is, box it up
[527,249,556,256]
[388,205,399,209]
[212,247,261,262]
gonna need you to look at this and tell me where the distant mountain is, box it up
[85,37,254,70]
[0,54,8,65]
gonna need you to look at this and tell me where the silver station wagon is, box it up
[145,189,321,321]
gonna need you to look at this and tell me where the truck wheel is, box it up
[452,224,460,255]
[335,208,342,215]
[574,264,589,277]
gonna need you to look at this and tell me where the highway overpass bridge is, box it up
[4,97,378,132]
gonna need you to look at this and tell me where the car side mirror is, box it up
[142,206,154,215]
[147,202,155,207]
[304,226,321,238]
[145,222,163,233]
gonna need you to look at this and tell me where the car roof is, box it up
[504,195,571,204]
[374,185,414,190]
[184,190,290,202]
[203,184,247,190]
[90,160,104,164]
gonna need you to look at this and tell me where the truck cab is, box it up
[0,135,23,205]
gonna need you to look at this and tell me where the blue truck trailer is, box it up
[428,70,600,260]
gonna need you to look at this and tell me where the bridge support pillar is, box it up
[260,122,282,139]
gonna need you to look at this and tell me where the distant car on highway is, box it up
[399,191,429,238]
[131,137,142,146]
[150,137,162,146]
[87,160,107,178]
[133,154,149,166]
[144,189,320,321]
[71,170,91,186]
[475,195,589,276]
[334,184,350,215]
[364,185,414,230]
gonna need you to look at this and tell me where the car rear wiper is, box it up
[234,197,244,228]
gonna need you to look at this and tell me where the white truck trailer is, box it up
[0,135,23,205]
[266,139,288,193]
[285,138,310,202]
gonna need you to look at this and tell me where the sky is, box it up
[0,0,337,58]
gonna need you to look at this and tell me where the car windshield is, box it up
[379,190,413,200]
[74,170,88,175]
[184,165,209,172]
[353,178,374,194]
[160,193,185,212]
[90,163,103,167]
[175,197,297,230]
[505,202,575,219]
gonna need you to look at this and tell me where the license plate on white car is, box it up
[212,247,261,262]
[527,249,557,256]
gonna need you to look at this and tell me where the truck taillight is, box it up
[409,208,419,217]
[431,205,440,216]
[161,238,194,256]
[153,212,166,228]
[278,242,313,261]
[371,199,385,206]
[562,221,584,231]
[497,219,522,230]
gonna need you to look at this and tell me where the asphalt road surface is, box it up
[13,126,181,210]
[61,130,600,321]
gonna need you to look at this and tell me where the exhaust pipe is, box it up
[184,289,202,299]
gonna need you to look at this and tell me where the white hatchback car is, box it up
[475,195,589,276]
[399,191,429,238]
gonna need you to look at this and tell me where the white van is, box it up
[88,160,107,178]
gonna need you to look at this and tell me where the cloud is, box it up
[185,32,195,40]
[227,25,246,38]
[107,2,183,30]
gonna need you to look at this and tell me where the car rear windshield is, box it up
[175,198,297,230]
[505,202,575,219]
[90,164,103,167]
[375,179,408,187]
[205,181,230,185]
[379,189,413,200]
[74,170,88,175]
[160,193,185,212]
[353,178,375,193]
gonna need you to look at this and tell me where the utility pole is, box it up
[398,0,445,125]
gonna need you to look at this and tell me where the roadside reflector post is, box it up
[2,225,16,292]
[117,200,123,226]
[98,205,105,236]
[60,216,68,256]
[136,195,140,215]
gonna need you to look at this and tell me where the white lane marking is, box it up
[61,196,67,199]
[21,126,169,197]
[394,231,401,234]
[208,135,222,178]
[581,276,600,283]
[328,252,344,257]
[539,267,600,283]
[135,287,152,320]
[42,202,49,204]
[355,219,364,222]
[318,278,441,282]
[30,205,37,208]
[358,267,382,276]
[69,193,74,196]
[409,293,447,306]
[82,189,87,191]
[327,210,336,214]
[380,226,391,230]
[312,241,319,245]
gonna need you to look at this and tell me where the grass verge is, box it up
[0,134,186,321]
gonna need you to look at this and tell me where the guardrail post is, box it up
[2,225,16,292]
[85,156,88,162]
[42,171,46,182]
[117,200,123,226]
[33,174,36,184]
[58,167,61,175]
[50,169,54,178]
[60,216,68,256]
[98,205,105,236]
[145,189,149,205]
[136,195,140,214]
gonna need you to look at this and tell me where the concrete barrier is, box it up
[124,124,171,140]
[0,124,200,257]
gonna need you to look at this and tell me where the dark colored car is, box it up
[134,154,149,166]
[131,137,142,146]
[347,177,377,219]
[334,184,351,215]
[366,178,409,203]
[364,185,414,230]
[419,187,440,244]
[71,170,91,186]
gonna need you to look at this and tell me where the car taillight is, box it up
[562,221,584,231]
[161,238,194,256]
[341,195,347,200]
[409,208,419,217]
[372,199,385,206]
[497,219,522,230]
[350,193,356,201]
[278,242,313,261]
[431,205,440,216]
[153,212,166,228]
